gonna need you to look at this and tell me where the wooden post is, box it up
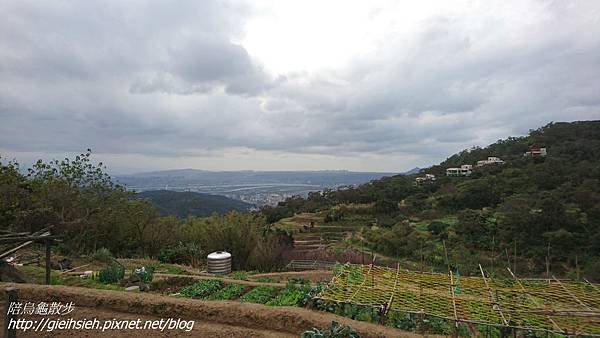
[575,254,580,281]
[361,240,364,265]
[420,241,424,273]
[5,287,18,338]
[45,239,51,285]
[545,242,550,279]
[513,239,517,275]
[491,235,495,276]
[443,240,450,272]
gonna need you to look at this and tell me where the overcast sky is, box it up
[1,1,599,174]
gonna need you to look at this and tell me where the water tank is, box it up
[207,251,231,275]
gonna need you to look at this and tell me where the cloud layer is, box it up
[1,0,599,172]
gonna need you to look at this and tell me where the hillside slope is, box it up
[137,190,253,218]
[263,121,600,279]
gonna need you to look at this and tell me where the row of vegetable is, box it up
[174,278,320,306]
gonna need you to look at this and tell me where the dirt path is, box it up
[153,273,288,288]
[1,283,427,338]
[248,270,333,283]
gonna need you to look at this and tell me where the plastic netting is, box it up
[315,263,600,336]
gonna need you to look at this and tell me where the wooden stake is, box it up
[575,254,579,282]
[491,235,495,276]
[513,239,517,275]
[545,242,550,279]
[4,287,18,338]
[45,239,51,285]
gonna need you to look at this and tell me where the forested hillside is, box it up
[263,121,600,279]
[137,190,252,218]
[0,151,290,271]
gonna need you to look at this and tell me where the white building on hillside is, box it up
[446,165,472,177]
[477,156,504,167]
[415,173,436,186]
[524,147,547,157]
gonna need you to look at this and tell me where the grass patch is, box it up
[17,265,64,285]
[63,275,122,291]
[159,264,187,275]
[228,271,248,280]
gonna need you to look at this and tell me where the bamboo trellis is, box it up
[314,263,600,336]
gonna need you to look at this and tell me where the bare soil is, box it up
[1,283,428,338]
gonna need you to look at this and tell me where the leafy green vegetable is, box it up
[206,284,247,300]
[240,286,278,304]
[266,281,312,306]
[301,321,360,338]
[178,279,223,298]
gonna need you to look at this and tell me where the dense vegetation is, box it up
[0,150,291,271]
[136,190,252,218]
[263,121,600,280]
[2,121,598,280]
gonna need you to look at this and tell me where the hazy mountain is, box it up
[401,167,421,175]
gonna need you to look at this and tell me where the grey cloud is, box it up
[130,38,271,95]
[1,1,599,171]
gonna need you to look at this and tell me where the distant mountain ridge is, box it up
[136,190,253,218]
[401,167,421,175]
[116,170,399,190]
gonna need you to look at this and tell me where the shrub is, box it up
[92,248,114,263]
[158,242,203,266]
[98,265,125,284]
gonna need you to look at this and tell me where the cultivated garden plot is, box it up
[315,263,600,336]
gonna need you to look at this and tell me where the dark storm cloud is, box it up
[1,0,599,170]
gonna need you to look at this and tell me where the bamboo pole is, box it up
[346,264,373,303]
[443,240,450,272]
[479,264,508,326]
[552,275,590,309]
[506,267,566,335]
[584,279,599,293]
[449,270,459,329]
[383,263,401,316]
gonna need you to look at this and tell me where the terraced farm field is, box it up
[274,213,359,253]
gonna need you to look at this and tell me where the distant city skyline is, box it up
[2,1,599,173]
